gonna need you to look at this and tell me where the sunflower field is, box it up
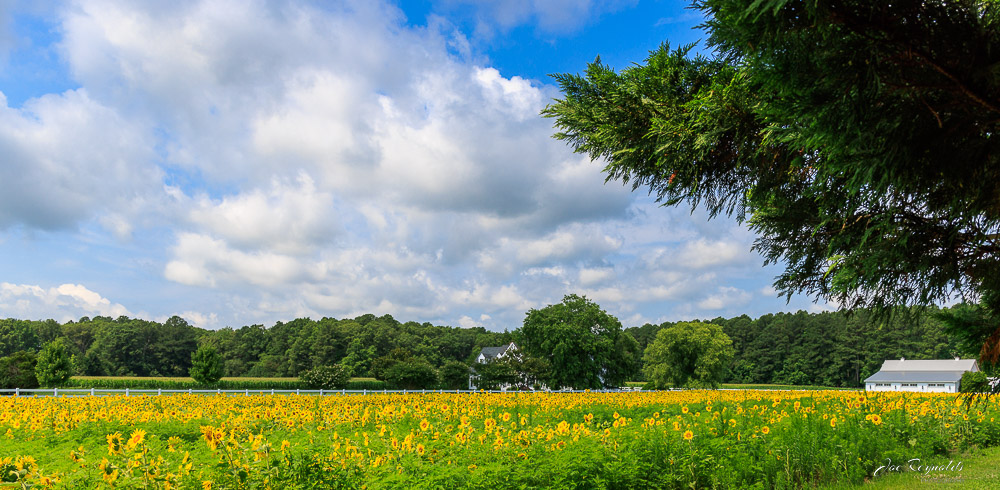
[1,390,998,488]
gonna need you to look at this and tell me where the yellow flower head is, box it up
[683,430,694,440]
[202,481,213,490]
[127,429,146,450]
[103,469,119,484]
[761,426,770,435]
[106,432,124,455]
[15,455,37,471]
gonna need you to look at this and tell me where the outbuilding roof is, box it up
[863,358,979,384]
[878,359,978,372]
[864,371,965,383]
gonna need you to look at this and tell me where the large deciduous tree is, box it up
[544,0,1000,372]
[518,294,639,389]
[190,345,224,385]
[643,322,734,389]
[35,339,73,387]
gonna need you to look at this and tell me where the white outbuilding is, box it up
[864,358,979,393]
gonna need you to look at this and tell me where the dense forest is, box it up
[628,307,977,386]
[0,304,982,387]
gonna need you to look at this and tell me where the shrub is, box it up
[961,370,989,393]
[300,364,352,390]
[384,359,439,390]
[439,360,471,390]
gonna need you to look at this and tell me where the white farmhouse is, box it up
[475,342,518,364]
[864,358,979,393]
[469,343,519,390]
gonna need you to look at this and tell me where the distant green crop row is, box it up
[623,380,856,391]
[64,376,387,391]
[721,383,857,391]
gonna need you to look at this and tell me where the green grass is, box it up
[822,446,1000,489]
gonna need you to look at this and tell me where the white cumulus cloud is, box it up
[0,282,130,321]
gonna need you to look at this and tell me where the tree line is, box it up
[0,299,985,390]
[629,305,982,387]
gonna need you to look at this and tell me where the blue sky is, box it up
[0,0,831,330]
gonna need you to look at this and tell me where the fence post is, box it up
[271,389,275,395]
[188,388,192,395]
[158,388,162,396]
[364,389,367,395]
[125,388,130,397]
[320,389,324,396]
[245,389,249,396]
[296,389,300,396]
[217,388,221,395]
[90,388,95,396]
[14,388,18,396]
[53,387,58,397]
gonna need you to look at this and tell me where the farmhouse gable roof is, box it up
[863,358,979,384]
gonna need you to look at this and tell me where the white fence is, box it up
[0,387,638,397]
